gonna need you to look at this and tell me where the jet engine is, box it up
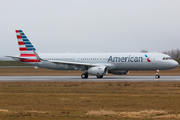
[88,66,108,75]
[108,70,129,75]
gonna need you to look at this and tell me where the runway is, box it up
[0,76,179,82]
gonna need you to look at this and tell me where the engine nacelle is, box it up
[108,70,129,75]
[88,67,108,75]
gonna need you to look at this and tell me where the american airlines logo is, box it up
[145,54,151,62]
[108,55,145,63]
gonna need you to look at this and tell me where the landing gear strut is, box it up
[81,73,88,79]
[155,70,160,79]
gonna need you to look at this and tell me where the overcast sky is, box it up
[0,0,180,56]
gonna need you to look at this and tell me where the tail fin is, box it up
[15,30,40,63]
[15,30,36,57]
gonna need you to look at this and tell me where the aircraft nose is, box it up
[172,60,179,68]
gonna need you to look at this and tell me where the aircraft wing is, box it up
[48,60,96,67]
[32,50,97,67]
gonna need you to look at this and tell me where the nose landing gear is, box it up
[155,70,160,79]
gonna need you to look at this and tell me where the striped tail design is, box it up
[16,30,40,62]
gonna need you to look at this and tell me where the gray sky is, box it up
[0,0,180,56]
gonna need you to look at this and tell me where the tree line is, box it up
[141,49,180,59]
[163,49,180,59]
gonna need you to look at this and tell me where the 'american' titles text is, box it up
[108,56,143,62]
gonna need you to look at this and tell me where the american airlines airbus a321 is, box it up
[6,30,179,79]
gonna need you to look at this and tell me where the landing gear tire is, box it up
[81,73,88,79]
[96,75,103,79]
[155,75,160,79]
[155,70,160,79]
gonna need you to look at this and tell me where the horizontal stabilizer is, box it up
[5,56,29,60]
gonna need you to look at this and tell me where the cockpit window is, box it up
[163,57,172,60]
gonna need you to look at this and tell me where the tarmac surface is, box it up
[0,76,179,82]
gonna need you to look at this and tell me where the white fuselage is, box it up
[23,52,178,71]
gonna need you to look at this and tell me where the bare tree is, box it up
[140,50,148,53]
[163,48,180,59]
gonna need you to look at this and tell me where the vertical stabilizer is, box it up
[16,30,36,57]
[15,30,40,62]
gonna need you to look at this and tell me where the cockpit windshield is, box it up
[163,57,173,60]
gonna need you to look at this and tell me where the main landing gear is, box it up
[96,75,103,78]
[81,73,88,79]
[81,73,104,79]
[155,70,160,79]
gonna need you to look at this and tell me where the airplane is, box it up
[6,30,179,79]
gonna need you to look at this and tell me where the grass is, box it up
[0,61,30,66]
[1,82,180,119]
[86,109,169,118]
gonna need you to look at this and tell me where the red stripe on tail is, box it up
[20,59,41,62]
[19,48,27,51]
[20,54,36,57]
[17,35,22,39]
[18,42,25,45]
